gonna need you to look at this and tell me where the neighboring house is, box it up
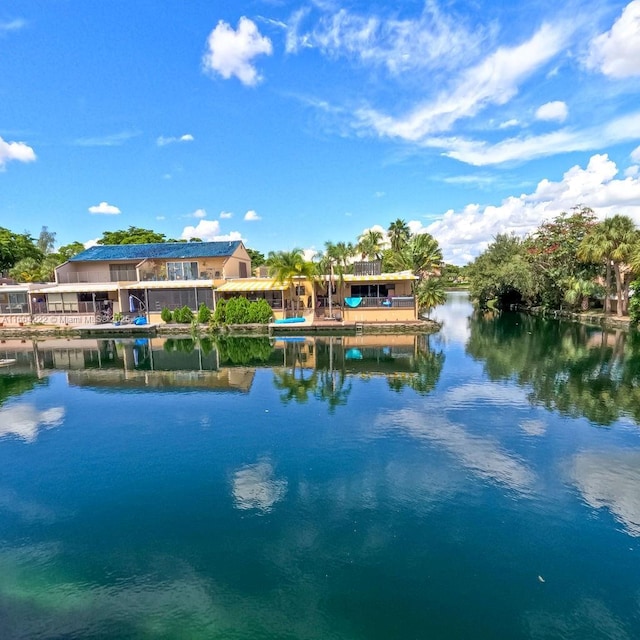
[217,261,418,323]
[0,283,45,326]
[26,241,250,325]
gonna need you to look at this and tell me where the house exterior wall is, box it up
[56,261,117,284]
[343,306,417,323]
[223,245,251,278]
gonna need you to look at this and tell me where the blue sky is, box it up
[1,0,640,264]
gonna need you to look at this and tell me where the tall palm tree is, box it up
[357,229,384,261]
[266,248,316,314]
[389,232,443,278]
[387,219,411,253]
[579,215,638,316]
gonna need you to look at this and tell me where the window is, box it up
[110,263,137,282]
[295,285,306,295]
[350,284,388,298]
[166,261,198,281]
[239,262,248,278]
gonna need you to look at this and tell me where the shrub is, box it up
[248,298,273,324]
[173,305,194,324]
[225,297,251,324]
[160,307,173,323]
[213,298,226,324]
[197,302,211,324]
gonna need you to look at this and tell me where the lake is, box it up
[1,291,639,639]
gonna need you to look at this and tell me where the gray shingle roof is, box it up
[70,241,242,262]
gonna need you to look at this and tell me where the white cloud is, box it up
[83,238,99,248]
[631,145,640,163]
[0,136,36,170]
[89,202,122,216]
[202,17,272,86]
[374,191,385,198]
[156,133,194,146]
[73,131,140,147]
[0,405,65,443]
[244,209,261,221]
[285,3,485,75]
[88,201,121,215]
[156,215,166,221]
[219,211,233,219]
[439,109,640,166]
[232,460,287,513]
[191,208,207,219]
[587,0,640,78]
[0,18,26,35]
[498,118,520,129]
[180,219,244,242]
[535,100,568,122]
[356,22,568,141]
[423,154,640,264]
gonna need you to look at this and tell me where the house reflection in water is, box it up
[0,334,443,397]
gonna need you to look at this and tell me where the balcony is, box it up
[353,260,382,276]
[57,272,116,284]
[346,296,415,309]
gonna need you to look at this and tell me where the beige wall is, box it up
[223,245,251,278]
[56,261,113,284]
[343,307,417,323]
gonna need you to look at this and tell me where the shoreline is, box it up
[0,318,441,339]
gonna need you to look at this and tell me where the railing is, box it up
[353,260,382,276]
[31,301,103,314]
[139,271,217,282]
[355,296,415,309]
[0,303,29,314]
[56,272,115,284]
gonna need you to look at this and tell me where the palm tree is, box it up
[579,215,638,316]
[266,248,317,314]
[415,276,446,315]
[357,229,384,261]
[387,219,411,253]
[388,232,443,278]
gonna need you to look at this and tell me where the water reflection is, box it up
[467,310,640,425]
[571,450,640,537]
[0,404,65,442]
[0,334,443,403]
[232,459,288,513]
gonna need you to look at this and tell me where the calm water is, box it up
[1,291,640,639]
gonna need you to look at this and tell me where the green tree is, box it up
[468,234,539,308]
[387,219,411,253]
[356,229,384,261]
[0,227,43,273]
[98,227,167,245]
[36,226,57,254]
[579,215,638,316]
[246,248,265,269]
[266,248,317,314]
[57,241,86,261]
[415,277,446,314]
[526,207,597,309]
[388,232,442,278]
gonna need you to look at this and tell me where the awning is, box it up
[344,271,417,283]
[31,283,119,294]
[216,279,287,292]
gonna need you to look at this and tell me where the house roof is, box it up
[69,241,242,262]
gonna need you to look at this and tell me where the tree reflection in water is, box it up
[273,335,444,409]
[466,310,640,425]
